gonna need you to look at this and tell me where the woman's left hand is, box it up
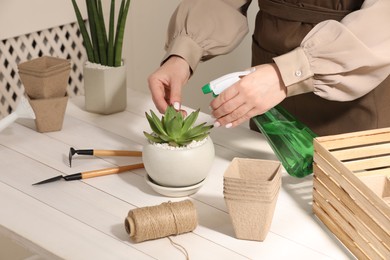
[210,63,287,128]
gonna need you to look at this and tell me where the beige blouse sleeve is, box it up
[274,0,390,101]
[162,0,251,72]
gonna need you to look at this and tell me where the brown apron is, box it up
[250,0,390,136]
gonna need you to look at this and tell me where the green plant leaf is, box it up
[164,106,176,123]
[114,0,131,66]
[85,0,100,63]
[176,140,192,146]
[165,117,181,139]
[191,133,209,142]
[145,111,161,135]
[181,109,199,134]
[90,0,107,65]
[182,122,206,136]
[150,110,168,136]
[183,125,212,140]
[143,132,164,143]
[71,0,95,62]
[187,130,211,139]
[107,0,115,66]
[168,141,179,147]
[177,131,209,145]
[162,115,171,134]
[97,0,108,54]
[176,110,184,127]
[158,133,172,142]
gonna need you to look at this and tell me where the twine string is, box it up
[167,201,179,235]
[124,199,198,243]
[168,236,190,260]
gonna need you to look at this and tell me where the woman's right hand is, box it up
[147,56,191,115]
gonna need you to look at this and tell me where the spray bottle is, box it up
[202,70,317,178]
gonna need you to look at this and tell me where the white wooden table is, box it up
[0,89,354,260]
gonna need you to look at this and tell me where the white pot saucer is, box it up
[145,174,205,197]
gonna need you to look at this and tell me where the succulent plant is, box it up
[144,106,213,147]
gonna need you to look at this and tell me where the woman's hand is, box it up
[210,63,287,128]
[148,56,191,114]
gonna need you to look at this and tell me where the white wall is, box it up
[0,0,257,113]
[0,0,87,40]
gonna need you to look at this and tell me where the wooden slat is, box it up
[314,164,390,249]
[331,142,390,161]
[314,140,390,221]
[314,129,390,260]
[315,153,390,227]
[343,155,390,172]
[355,168,390,177]
[315,128,390,150]
[314,174,389,258]
[313,200,368,260]
[313,190,380,259]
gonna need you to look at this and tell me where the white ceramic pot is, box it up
[142,137,215,187]
[83,62,127,114]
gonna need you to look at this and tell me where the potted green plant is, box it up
[71,0,131,114]
[142,106,215,197]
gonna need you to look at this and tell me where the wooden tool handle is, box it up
[81,163,144,179]
[93,150,142,157]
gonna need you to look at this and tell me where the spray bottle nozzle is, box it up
[201,69,255,97]
[201,83,213,94]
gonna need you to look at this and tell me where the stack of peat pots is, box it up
[223,158,282,241]
[18,56,70,132]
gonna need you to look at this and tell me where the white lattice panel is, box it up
[0,22,86,118]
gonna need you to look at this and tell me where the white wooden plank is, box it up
[0,225,59,260]
[3,125,350,259]
[63,92,353,259]
[0,145,250,260]
[2,141,337,260]
[84,162,347,260]
[0,90,354,259]
[0,182,152,260]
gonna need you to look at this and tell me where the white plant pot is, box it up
[142,137,215,187]
[83,63,127,114]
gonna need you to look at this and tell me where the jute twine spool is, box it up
[124,199,198,243]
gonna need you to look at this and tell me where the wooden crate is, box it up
[313,127,390,260]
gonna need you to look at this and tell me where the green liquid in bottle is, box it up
[252,105,317,178]
[202,81,317,178]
